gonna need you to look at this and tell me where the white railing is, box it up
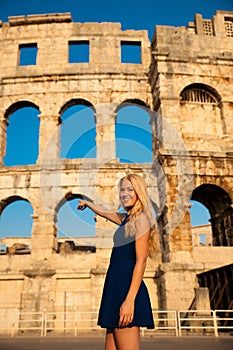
[215,310,233,334]
[0,312,44,337]
[0,310,232,337]
[142,310,178,336]
[177,310,218,337]
[44,311,99,337]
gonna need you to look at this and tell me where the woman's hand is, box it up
[77,199,87,211]
[118,298,134,328]
[77,199,123,225]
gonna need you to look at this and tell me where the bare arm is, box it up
[118,212,150,327]
[77,199,125,225]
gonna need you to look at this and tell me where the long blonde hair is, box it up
[119,174,159,258]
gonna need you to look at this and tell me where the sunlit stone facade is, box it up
[0,10,233,332]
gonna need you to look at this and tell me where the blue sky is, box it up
[0,0,231,241]
[1,0,232,40]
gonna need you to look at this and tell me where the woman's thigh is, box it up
[105,329,117,350]
[113,326,140,350]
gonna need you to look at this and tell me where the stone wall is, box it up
[0,10,233,328]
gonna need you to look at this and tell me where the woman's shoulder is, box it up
[137,211,150,229]
[138,210,149,220]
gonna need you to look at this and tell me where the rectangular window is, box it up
[199,233,207,245]
[202,20,213,36]
[19,43,38,66]
[121,41,141,64]
[69,41,89,63]
[0,244,6,253]
[224,17,233,37]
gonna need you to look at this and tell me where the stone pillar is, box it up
[194,14,204,35]
[30,207,57,259]
[0,116,8,166]
[158,263,201,311]
[213,12,227,38]
[157,155,193,263]
[95,104,116,162]
[37,114,60,164]
[195,287,211,312]
[20,270,56,314]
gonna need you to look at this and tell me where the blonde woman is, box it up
[77,173,158,350]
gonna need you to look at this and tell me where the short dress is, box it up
[97,216,154,329]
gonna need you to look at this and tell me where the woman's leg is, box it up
[104,328,117,350]
[113,326,140,350]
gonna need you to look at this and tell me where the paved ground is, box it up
[0,336,232,350]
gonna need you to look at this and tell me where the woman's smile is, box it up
[120,179,137,208]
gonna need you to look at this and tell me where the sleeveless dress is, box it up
[97,215,154,329]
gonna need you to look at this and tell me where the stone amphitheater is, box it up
[0,9,233,330]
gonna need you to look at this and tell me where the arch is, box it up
[55,192,93,213]
[115,100,152,163]
[59,99,96,159]
[59,98,95,117]
[0,195,33,237]
[4,102,40,166]
[115,99,150,113]
[4,101,40,120]
[179,83,225,136]
[191,184,233,246]
[55,192,95,239]
[180,83,222,104]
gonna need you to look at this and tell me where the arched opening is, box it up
[191,184,233,246]
[191,185,233,313]
[59,100,96,159]
[179,83,224,136]
[0,196,33,254]
[180,83,221,105]
[190,200,211,246]
[56,193,96,253]
[4,102,40,166]
[115,101,152,163]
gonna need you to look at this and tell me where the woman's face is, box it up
[119,178,138,210]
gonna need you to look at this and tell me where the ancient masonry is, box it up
[0,10,233,328]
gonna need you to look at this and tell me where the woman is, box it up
[77,173,158,350]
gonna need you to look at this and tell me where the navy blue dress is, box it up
[97,216,154,329]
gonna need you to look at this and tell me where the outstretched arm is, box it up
[77,199,125,225]
[118,212,150,327]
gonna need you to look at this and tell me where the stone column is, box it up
[20,270,56,314]
[0,116,8,166]
[194,14,204,35]
[37,114,60,165]
[195,287,211,312]
[213,12,227,38]
[30,204,57,259]
[95,103,116,162]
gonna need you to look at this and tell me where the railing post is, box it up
[44,312,47,337]
[41,312,44,338]
[213,310,219,337]
[75,312,78,337]
[177,311,182,337]
[174,310,178,337]
[11,319,15,338]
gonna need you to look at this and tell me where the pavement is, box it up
[0,336,232,350]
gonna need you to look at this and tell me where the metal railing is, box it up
[178,310,218,337]
[0,310,232,337]
[142,310,178,336]
[44,311,99,337]
[0,312,44,337]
